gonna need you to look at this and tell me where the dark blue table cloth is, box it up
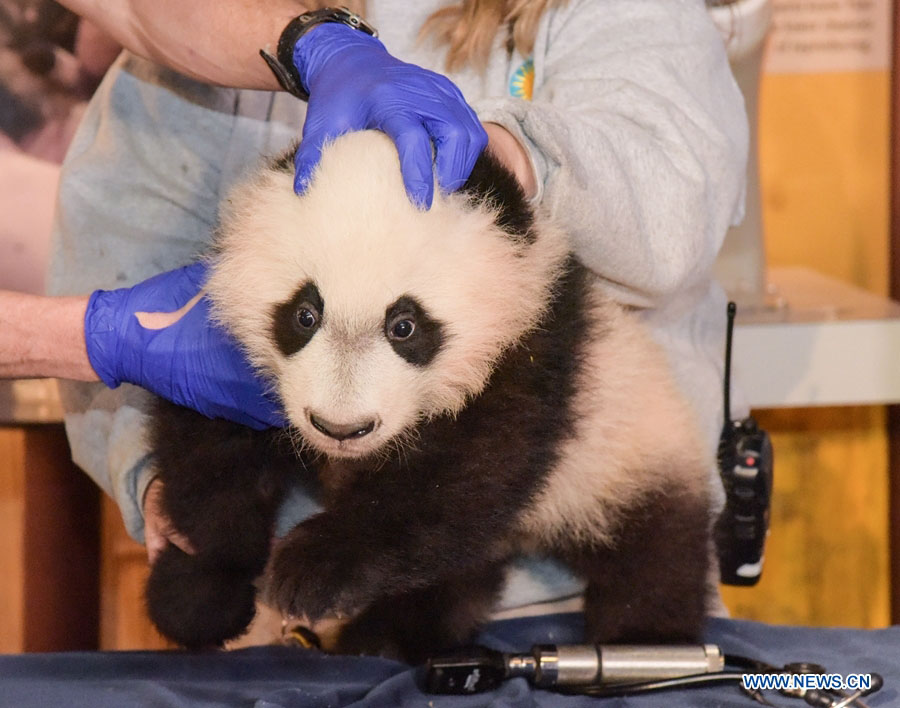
[0,615,895,707]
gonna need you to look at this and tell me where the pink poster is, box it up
[0,0,117,293]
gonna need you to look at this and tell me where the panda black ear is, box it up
[461,149,535,244]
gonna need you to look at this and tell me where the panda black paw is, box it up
[146,545,258,648]
[264,525,385,622]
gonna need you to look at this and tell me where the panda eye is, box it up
[295,305,319,330]
[388,316,415,341]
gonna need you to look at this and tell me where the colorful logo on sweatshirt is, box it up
[509,58,534,100]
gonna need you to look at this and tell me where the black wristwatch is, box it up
[260,7,378,101]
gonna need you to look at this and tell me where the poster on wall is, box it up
[765,0,892,74]
[0,0,117,293]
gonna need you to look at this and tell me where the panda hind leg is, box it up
[564,487,711,644]
[334,562,508,664]
[145,400,300,646]
[146,546,258,649]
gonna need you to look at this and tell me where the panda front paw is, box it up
[146,546,258,648]
[264,524,385,622]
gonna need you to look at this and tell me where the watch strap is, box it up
[260,7,378,101]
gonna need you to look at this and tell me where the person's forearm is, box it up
[57,0,312,88]
[0,291,98,380]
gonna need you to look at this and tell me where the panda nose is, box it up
[308,412,376,441]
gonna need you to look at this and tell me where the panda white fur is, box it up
[145,130,713,660]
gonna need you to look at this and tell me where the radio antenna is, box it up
[723,301,736,426]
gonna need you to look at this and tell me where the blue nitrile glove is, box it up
[292,22,488,208]
[84,262,285,430]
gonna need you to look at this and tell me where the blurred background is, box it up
[0,0,117,292]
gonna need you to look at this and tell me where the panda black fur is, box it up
[145,131,713,659]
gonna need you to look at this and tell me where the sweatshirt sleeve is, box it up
[473,0,748,308]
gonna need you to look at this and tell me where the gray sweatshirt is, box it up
[47,0,748,610]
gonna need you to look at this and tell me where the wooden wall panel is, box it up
[720,71,892,627]
[721,406,890,627]
[757,73,890,293]
[0,425,100,652]
[888,0,900,626]
[99,495,172,650]
[21,426,100,651]
[0,428,26,652]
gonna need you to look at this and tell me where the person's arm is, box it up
[56,0,309,89]
[57,2,490,209]
[472,0,749,307]
[0,291,96,380]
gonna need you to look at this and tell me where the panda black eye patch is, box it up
[384,295,444,366]
[272,281,324,356]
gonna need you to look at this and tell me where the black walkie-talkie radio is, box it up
[715,302,773,586]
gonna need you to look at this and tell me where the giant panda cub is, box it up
[145,130,714,660]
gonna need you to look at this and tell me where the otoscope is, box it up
[424,643,885,705]
[425,643,729,695]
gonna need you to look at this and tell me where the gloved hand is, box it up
[292,22,487,208]
[84,262,285,430]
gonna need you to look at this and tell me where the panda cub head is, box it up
[208,131,568,459]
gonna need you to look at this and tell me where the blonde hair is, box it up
[306,1,565,72]
[421,0,568,72]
